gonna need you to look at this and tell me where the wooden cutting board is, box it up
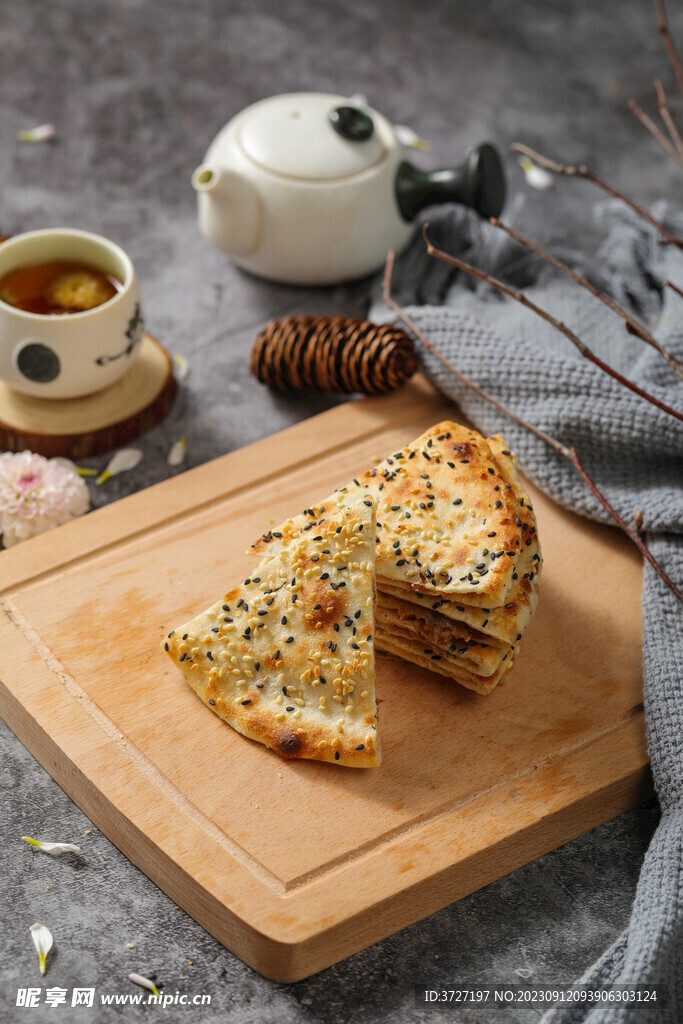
[0,376,648,982]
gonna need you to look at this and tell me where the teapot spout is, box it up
[192,163,222,193]
[192,165,261,257]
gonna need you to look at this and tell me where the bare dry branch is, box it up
[665,278,683,299]
[381,252,571,459]
[422,226,683,421]
[489,216,683,382]
[382,249,683,602]
[655,78,683,155]
[512,142,683,249]
[571,447,683,600]
[656,0,683,97]
[627,96,683,166]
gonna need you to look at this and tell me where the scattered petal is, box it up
[395,125,431,150]
[0,450,89,546]
[17,123,56,143]
[30,923,53,975]
[173,353,190,380]
[518,156,554,190]
[96,448,143,485]
[515,968,532,979]
[167,436,186,467]
[75,467,98,477]
[126,943,136,949]
[22,836,81,856]
[129,973,159,997]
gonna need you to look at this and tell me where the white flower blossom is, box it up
[0,451,89,547]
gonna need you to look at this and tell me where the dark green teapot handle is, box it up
[395,142,506,222]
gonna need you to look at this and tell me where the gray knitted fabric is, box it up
[371,201,683,1023]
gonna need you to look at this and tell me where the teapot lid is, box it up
[237,93,388,180]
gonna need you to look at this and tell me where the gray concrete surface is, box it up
[0,0,678,1020]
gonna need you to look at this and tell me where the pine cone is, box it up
[250,315,418,395]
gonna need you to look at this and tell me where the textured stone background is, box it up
[0,0,678,1020]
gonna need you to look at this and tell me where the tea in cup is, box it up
[0,228,145,399]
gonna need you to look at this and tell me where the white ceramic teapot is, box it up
[192,92,505,286]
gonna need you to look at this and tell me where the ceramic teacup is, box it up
[0,228,145,399]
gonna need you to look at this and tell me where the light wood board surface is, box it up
[0,376,647,981]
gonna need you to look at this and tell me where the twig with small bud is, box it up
[627,96,683,167]
[656,0,683,98]
[511,142,683,250]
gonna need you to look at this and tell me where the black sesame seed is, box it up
[164,642,169,651]
[320,573,330,580]
[182,633,188,640]
[209,698,215,705]
[241,699,251,706]
[207,651,213,661]
[335,751,340,760]
[453,498,463,505]
[281,616,287,625]
[286,636,294,643]
[355,744,364,750]
[244,578,251,585]
[286,706,294,712]
[487,531,496,537]
[179,653,187,661]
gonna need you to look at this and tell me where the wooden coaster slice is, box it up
[0,334,177,458]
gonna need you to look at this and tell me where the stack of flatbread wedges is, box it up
[163,419,541,767]
[164,498,382,767]
[249,421,542,696]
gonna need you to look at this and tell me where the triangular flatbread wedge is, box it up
[250,422,528,606]
[163,498,380,767]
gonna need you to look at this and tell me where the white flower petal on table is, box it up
[129,973,160,996]
[394,125,431,150]
[96,448,143,485]
[518,156,554,191]
[22,836,81,856]
[30,923,53,975]
[173,353,190,380]
[167,436,186,467]
[17,123,56,142]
